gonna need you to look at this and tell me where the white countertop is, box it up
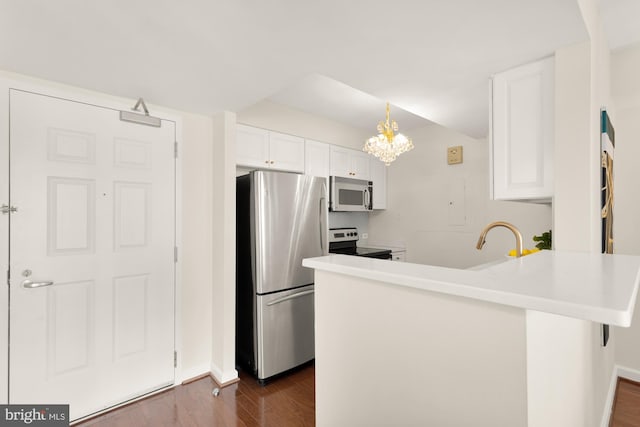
[302,251,640,327]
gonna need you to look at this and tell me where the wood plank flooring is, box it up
[75,368,640,426]
[610,378,640,427]
[76,364,315,427]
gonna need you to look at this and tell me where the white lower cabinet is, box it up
[491,56,554,201]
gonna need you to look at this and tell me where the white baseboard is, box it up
[210,362,238,386]
[179,363,211,384]
[617,365,640,383]
[600,365,640,427]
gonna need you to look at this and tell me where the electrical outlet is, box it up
[447,146,463,165]
[361,233,368,239]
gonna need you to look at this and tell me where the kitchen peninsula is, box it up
[302,251,640,426]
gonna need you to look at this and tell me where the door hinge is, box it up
[1,205,17,215]
[174,246,178,263]
[174,141,178,159]
[174,351,178,368]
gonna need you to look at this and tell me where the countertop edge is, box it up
[302,254,640,327]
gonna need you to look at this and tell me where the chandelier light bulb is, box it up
[363,102,414,165]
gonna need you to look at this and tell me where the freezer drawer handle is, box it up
[266,289,314,306]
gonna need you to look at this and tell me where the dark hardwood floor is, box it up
[610,378,640,427]
[76,365,315,427]
[75,367,640,426]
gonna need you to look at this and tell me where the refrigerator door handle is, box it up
[319,196,326,252]
[266,289,315,306]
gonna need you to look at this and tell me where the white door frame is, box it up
[0,71,184,405]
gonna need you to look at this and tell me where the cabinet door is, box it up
[269,131,305,173]
[492,57,554,201]
[305,139,331,179]
[351,151,371,180]
[369,158,387,209]
[330,146,351,178]
[237,124,269,168]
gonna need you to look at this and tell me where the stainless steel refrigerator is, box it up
[236,170,328,382]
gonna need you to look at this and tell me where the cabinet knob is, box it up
[265,160,269,164]
[270,160,274,164]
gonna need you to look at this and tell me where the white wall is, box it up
[237,100,370,150]
[179,113,215,379]
[553,0,614,423]
[368,122,552,269]
[210,112,238,384]
[612,43,640,371]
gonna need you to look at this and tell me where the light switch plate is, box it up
[447,146,463,165]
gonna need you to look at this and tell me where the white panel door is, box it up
[8,90,175,421]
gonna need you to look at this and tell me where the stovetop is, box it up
[328,227,392,259]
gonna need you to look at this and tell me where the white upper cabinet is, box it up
[236,124,269,169]
[236,124,304,173]
[268,131,305,172]
[330,146,370,180]
[491,56,554,201]
[304,139,331,178]
[369,158,387,210]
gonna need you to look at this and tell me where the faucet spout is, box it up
[476,221,523,257]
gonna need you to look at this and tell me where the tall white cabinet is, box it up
[491,56,554,201]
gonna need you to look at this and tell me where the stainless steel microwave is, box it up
[329,176,373,212]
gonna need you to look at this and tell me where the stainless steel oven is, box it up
[329,176,373,212]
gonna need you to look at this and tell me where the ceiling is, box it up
[0,1,636,139]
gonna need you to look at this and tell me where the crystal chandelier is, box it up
[363,102,414,165]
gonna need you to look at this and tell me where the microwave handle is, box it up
[364,188,371,209]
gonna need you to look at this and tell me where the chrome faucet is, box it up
[476,221,523,257]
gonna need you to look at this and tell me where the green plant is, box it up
[533,230,552,250]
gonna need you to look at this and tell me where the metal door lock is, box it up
[22,269,32,277]
[1,205,17,214]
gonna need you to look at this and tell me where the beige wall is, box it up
[368,122,552,269]
[612,43,640,372]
